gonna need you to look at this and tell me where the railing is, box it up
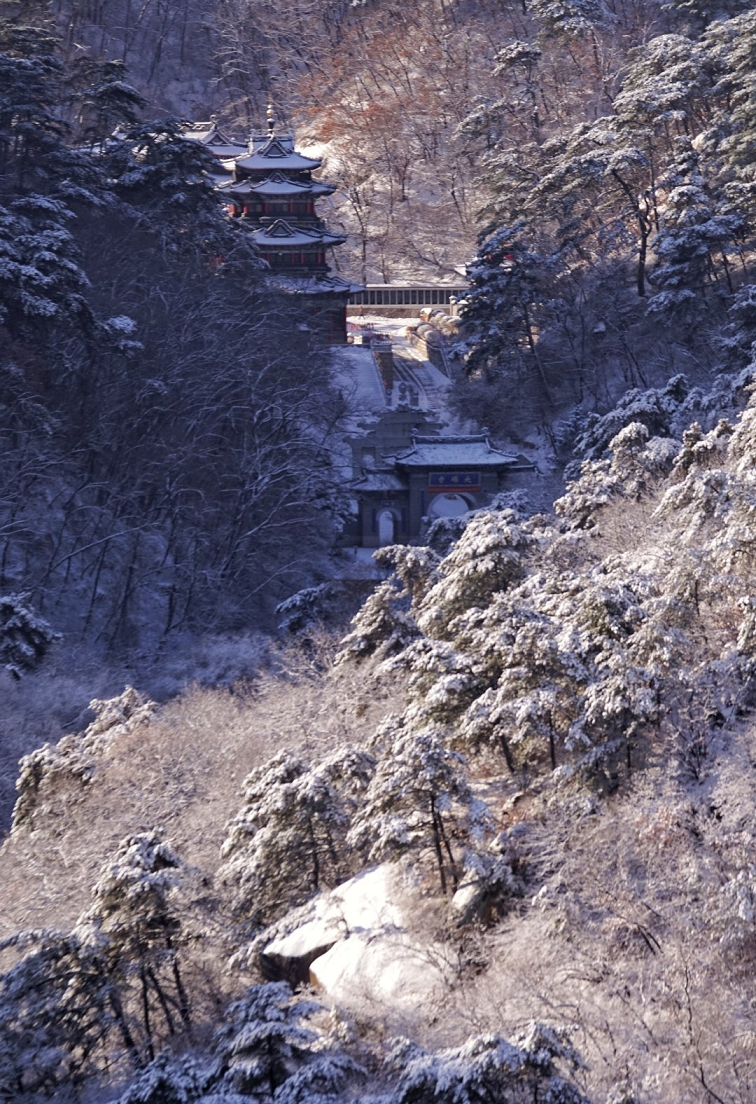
[348,285,468,311]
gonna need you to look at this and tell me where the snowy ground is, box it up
[328,343,387,425]
[331,313,454,425]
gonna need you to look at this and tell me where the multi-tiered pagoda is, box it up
[214,106,362,343]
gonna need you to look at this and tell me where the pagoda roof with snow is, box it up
[181,117,247,159]
[394,435,520,469]
[234,134,322,173]
[217,171,335,198]
[249,218,346,248]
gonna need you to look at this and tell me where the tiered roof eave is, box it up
[183,111,365,314]
[234,135,322,173]
[217,171,336,198]
[250,218,346,248]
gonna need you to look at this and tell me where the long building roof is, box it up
[394,435,520,468]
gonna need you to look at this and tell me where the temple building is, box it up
[180,116,248,162]
[349,413,533,546]
[201,106,362,343]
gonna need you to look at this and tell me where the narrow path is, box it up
[350,314,453,419]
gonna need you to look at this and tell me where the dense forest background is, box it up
[7,0,756,656]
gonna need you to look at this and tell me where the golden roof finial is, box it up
[266,100,275,136]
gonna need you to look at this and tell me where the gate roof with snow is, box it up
[393,434,519,469]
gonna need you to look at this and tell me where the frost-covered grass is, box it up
[0,635,401,937]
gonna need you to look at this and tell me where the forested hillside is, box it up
[6,402,756,1103]
[1,0,349,652]
[6,1,756,1102]
[7,0,756,655]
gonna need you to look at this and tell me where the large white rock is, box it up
[308,930,444,1011]
[327,863,407,931]
[261,865,446,1012]
[263,864,408,960]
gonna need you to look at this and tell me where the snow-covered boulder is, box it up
[260,865,405,984]
[260,865,446,1011]
[308,929,445,1012]
[261,915,344,985]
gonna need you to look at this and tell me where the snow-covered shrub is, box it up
[573,375,690,463]
[452,843,523,926]
[387,1023,591,1104]
[112,1052,215,1104]
[557,423,678,530]
[276,584,331,633]
[12,687,154,832]
[0,593,58,679]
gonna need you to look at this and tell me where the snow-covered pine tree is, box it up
[458,220,554,404]
[221,746,375,921]
[63,56,145,149]
[214,982,337,1101]
[348,719,490,895]
[556,422,679,530]
[707,8,756,222]
[531,0,612,42]
[11,687,155,833]
[664,0,751,33]
[0,10,107,345]
[0,593,57,678]
[415,509,532,639]
[648,138,740,316]
[373,543,441,606]
[0,926,128,1095]
[102,119,238,253]
[85,831,192,1063]
[337,578,418,663]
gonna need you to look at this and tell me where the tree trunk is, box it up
[429,797,448,895]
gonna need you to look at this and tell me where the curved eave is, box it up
[393,436,520,468]
[270,274,365,295]
[250,219,346,247]
[255,234,347,248]
[218,177,335,198]
[234,151,322,172]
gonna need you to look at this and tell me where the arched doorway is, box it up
[427,493,473,520]
[377,509,396,545]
